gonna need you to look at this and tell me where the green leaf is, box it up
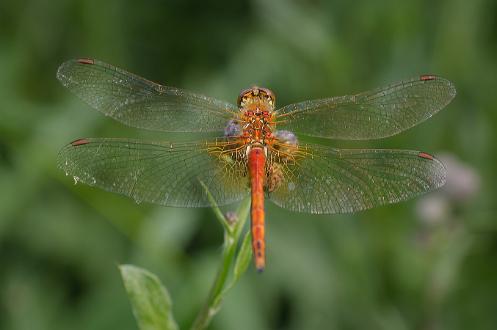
[234,230,253,280]
[233,196,251,235]
[120,264,179,330]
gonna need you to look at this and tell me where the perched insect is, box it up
[57,59,456,271]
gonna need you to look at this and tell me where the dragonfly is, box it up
[57,58,456,272]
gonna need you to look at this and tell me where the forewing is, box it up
[57,59,237,132]
[268,145,446,214]
[276,76,456,140]
[58,138,249,207]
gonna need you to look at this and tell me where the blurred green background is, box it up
[1,0,496,329]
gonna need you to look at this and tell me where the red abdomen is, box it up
[248,147,266,272]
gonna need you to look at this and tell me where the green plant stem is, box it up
[190,196,251,330]
[198,181,233,235]
[190,235,238,330]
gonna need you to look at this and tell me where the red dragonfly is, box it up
[57,59,455,271]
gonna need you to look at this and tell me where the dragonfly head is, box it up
[237,86,275,110]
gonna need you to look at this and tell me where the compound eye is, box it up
[260,88,275,103]
[237,88,253,107]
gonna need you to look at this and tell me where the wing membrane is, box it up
[56,59,237,132]
[58,138,249,207]
[268,145,446,213]
[276,76,456,140]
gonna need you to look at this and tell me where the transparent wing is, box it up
[275,76,456,140]
[268,145,446,214]
[57,138,249,207]
[56,59,237,132]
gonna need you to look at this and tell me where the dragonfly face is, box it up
[57,59,456,272]
[237,86,275,109]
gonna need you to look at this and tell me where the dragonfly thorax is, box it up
[241,103,275,147]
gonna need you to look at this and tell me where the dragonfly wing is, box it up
[57,59,237,132]
[268,145,446,214]
[276,76,456,140]
[58,138,249,207]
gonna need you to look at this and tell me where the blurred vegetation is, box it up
[1,0,497,329]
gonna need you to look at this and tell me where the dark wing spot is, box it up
[77,58,95,65]
[420,74,436,81]
[418,152,434,160]
[70,138,90,146]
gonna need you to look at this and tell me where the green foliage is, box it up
[190,196,251,330]
[1,0,497,329]
[120,188,251,330]
[233,231,252,281]
[120,265,179,330]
